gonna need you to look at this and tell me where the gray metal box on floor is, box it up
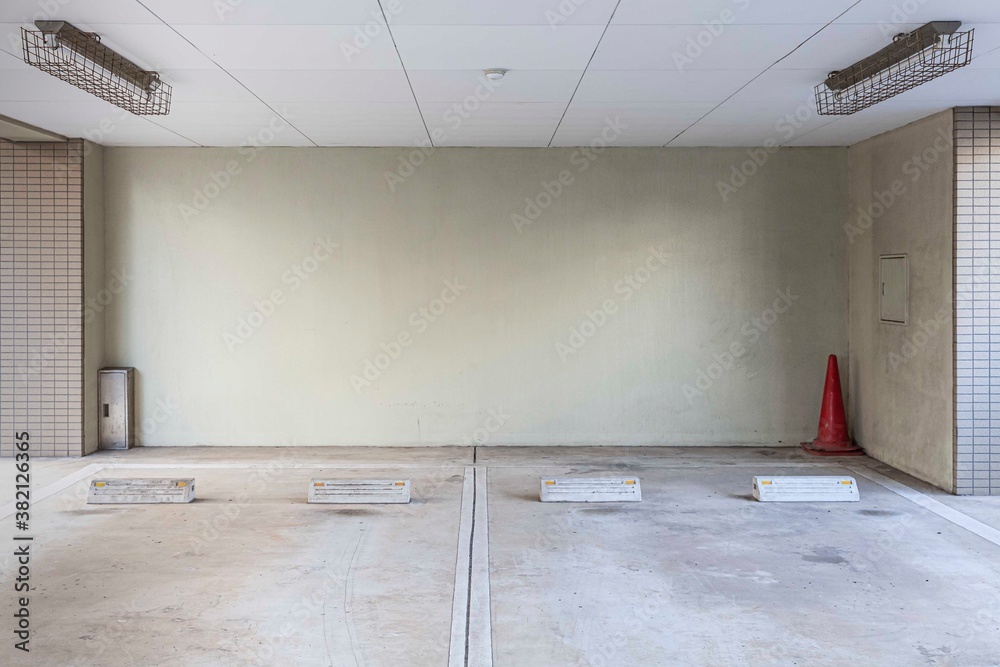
[98,367,135,450]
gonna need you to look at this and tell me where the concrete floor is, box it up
[2,447,1000,666]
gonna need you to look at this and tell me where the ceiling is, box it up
[0,0,998,147]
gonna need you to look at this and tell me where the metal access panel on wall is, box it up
[88,479,195,504]
[880,255,907,324]
[752,476,859,502]
[308,480,411,504]
[98,367,135,450]
[540,477,642,502]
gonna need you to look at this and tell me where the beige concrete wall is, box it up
[83,141,105,454]
[104,146,847,446]
[847,111,954,491]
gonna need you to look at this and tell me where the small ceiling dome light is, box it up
[484,68,506,81]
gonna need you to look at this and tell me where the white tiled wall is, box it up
[0,139,84,457]
[954,108,1000,495]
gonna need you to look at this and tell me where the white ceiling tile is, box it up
[0,100,150,138]
[0,68,107,102]
[2,0,999,147]
[559,102,712,129]
[159,69,260,102]
[408,70,580,103]
[65,121,198,145]
[277,102,423,124]
[698,100,823,127]
[969,44,1000,69]
[231,69,414,102]
[138,0,385,26]
[551,127,690,147]
[727,69,827,103]
[0,0,158,25]
[668,123,803,146]
[613,0,860,25]
[390,0,619,26]
[574,69,758,103]
[554,105,695,145]
[1,23,26,54]
[0,43,21,66]
[155,122,314,146]
[153,101,278,126]
[591,25,823,70]
[420,101,564,127]
[83,24,221,70]
[961,23,1000,63]
[420,102,564,146]
[174,25,403,70]
[772,23,922,70]
[391,25,605,70]
[435,130,552,147]
[305,126,429,146]
[836,0,1000,26]
[873,66,1000,102]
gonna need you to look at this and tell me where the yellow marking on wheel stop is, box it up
[625,480,635,485]
[94,482,105,487]
[544,480,555,485]
[395,482,405,486]
[841,481,852,485]
[176,481,187,487]
[314,482,324,487]
[761,481,772,485]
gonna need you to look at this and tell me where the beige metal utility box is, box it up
[98,367,135,450]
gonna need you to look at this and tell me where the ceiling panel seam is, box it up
[663,0,865,147]
[546,0,624,148]
[131,0,317,147]
[376,0,434,148]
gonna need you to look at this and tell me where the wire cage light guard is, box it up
[815,26,973,116]
[22,24,171,115]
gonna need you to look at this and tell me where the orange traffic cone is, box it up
[802,354,863,456]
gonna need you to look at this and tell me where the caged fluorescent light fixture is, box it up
[815,21,973,115]
[22,20,171,115]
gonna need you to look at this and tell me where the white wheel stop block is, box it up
[88,479,195,504]
[540,477,641,502]
[308,479,411,504]
[752,476,859,502]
